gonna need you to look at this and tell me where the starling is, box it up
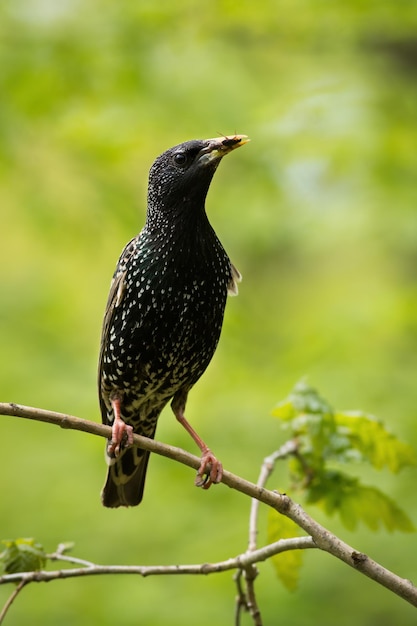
[98,134,249,507]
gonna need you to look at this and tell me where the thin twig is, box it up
[0,537,316,586]
[244,565,262,626]
[0,580,27,624]
[1,403,417,608]
[46,553,96,568]
[243,440,299,626]
[248,440,298,552]
[233,569,248,626]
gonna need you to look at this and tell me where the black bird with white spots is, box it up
[98,134,248,507]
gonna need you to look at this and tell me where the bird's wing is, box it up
[227,262,242,296]
[97,236,137,420]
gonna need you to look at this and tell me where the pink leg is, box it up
[107,396,134,457]
[171,400,223,489]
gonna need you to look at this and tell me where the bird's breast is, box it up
[101,237,231,403]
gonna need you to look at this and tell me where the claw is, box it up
[108,396,134,457]
[194,448,223,490]
[108,421,134,456]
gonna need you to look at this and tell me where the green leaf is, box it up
[272,380,338,473]
[0,538,46,574]
[306,470,357,512]
[272,380,333,419]
[267,509,304,591]
[335,411,416,472]
[348,485,415,533]
[272,382,416,535]
[306,471,415,532]
[271,399,295,422]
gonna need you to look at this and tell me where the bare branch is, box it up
[243,565,262,626]
[234,570,248,626]
[248,440,298,552]
[0,402,208,473]
[0,580,27,624]
[47,552,96,568]
[0,537,316,587]
[243,440,299,624]
[1,403,417,608]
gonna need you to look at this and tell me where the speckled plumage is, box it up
[98,135,248,507]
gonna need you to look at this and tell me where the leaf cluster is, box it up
[0,539,46,576]
[272,380,415,531]
[268,381,415,589]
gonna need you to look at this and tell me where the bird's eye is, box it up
[173,152,187,166]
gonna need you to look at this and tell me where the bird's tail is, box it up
[101,444,152,508]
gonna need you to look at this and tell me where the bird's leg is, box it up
[171,395,223,489]
[107,395,134,457]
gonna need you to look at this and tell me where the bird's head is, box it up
[146,135,249,224]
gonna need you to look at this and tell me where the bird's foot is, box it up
[107,415,134,457]
[195,448,223,490]
[170,399,223,489]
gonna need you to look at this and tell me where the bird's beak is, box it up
[198,135,250,165]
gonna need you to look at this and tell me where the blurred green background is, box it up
[1,1,417,624]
